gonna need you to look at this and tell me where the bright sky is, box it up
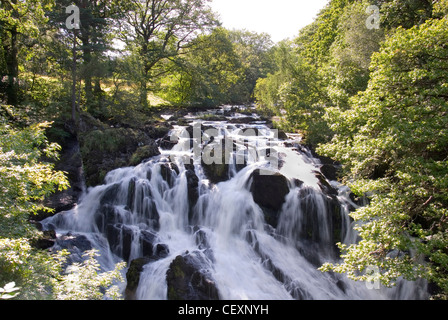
[209,0,330,43]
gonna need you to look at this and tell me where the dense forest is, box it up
[1,0,447,300]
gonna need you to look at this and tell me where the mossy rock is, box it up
[166,253,220,300]
[125,258,151,300]
[129,143,160,166]
[79,126,160,186]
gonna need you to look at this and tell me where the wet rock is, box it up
[249,169,290,228]
[314,171,338,196]
[155,243,169,258]
[320,164,340,182]
[201,138,233,184]
[125,257,151,300]
[106,223,134,262]
[185,167,199,220]
[52,233,93,266]
[140,230,157,257]
[166,253,220,300]
[95,204,121,233]
[160,162,180,187]
[99,183,121,206]
[31,230,57,250]
[129,142,160,166]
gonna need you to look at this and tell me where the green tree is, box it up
[119,0,217,108]
[0,117,69,298]
[53,250,125,300]
[0,0,54,106]
[227,29,274,102]
[254,40,330,145]
[158,27,242,106]
[325,0,385,109]
[376,0,434,30]
[319,17,448,299]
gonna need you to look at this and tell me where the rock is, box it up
[166,253,220,300]
[79,126,161,186]
[52,233,93,265]
[185,167,199,220]
[140,230,157,257]
[320,164,339,182]
[31,230,56,250]
[160,162,180,187]
[314,171,338,196]
[144,123,172,140]
[99,183,121,206]
[125,257,151,300]
[229,117,258,124]
[129,142,160,166]
[201,138,233,184]
[277,130,289,140]
[159,136,178,150]
[155,243,169,258]
[106,223,134,262]
[33,133,84,222]
[95,204,121,233]
[249,169,290,228]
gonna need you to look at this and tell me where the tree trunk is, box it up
[5,27,18,106]
[81,40,93,105]
[71,30,78,126]
[140,80,149,109]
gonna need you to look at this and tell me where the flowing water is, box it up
[42,106,428,300]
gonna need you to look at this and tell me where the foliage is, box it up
[254,39,331,146]
[0,117,68,298]
[376,0,434,30]
[157,28,274,107]
[318,17,448,298]
[52,250,126,300]
[325,1,384,109]
[0,282,20,300]
[118,0,218,108]
[0,0,54,105]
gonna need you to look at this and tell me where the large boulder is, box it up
[249,169,290,228]
[201,138,234,184]
[166,252,220,300]
[106,223,134,262]
[129,142,160,166]
[79,126,161,186]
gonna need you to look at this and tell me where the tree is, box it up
[0,0,54,106]
[157,27,242,106]
[0,118,69,298]
[325,0,384,109]
[318,17,448,299]
[227,29,274,102]
[47,1,122,118]
[119,0,217,108]
[254,40,330,145]
[158,28,274,106]
[376,0,434,30]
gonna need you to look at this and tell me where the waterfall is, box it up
[41,107,428,300]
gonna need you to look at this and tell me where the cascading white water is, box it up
[42,107,428,300]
